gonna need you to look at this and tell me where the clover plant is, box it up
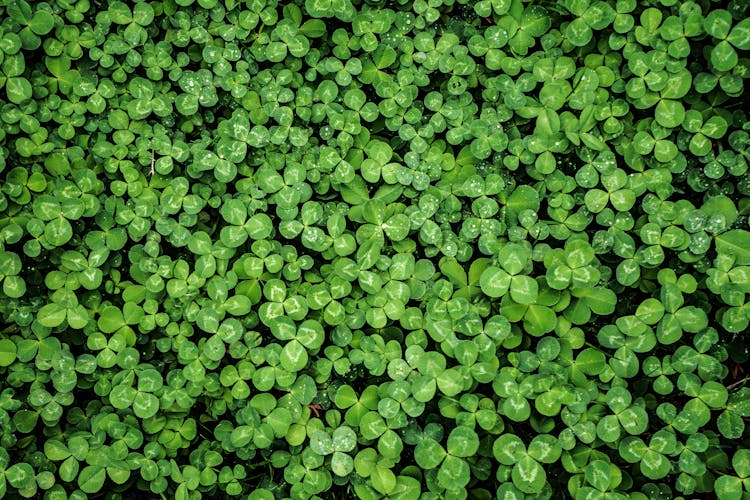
[2,0,750,498]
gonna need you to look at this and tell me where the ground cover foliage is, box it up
[1,0,750,498]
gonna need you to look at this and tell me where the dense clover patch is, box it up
[1,0,750,498]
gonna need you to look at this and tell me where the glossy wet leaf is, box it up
[0,1,749,498]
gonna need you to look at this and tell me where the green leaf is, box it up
[716,230,750,265]
[98,306,126,333]
[585,460,612,492]
[38,303,67,328]
[246,214,273,240]
[527,435,561,463]
[44,440,71,461]
[499,244,529,275]
[714,475,742,500]
[280,340,308,372]
[109,384,136,409]
[310,431,335,455]
[300,19,327,37]
[221,199,247,225]
[728,18,750,50]
[230,426,254,448]
[44,218,73,246]
[138,369,163,392]
[584,190,609,213]
[619,406,648,435]
[5,462,34,489]
[332,426,357,452]
[503,394,531,421]
[566,18,592,46]
[506,186,540,224]
[493,434,526,465]
[523,305,557,335]
[370,465,397,495]
[575,348,606,375]
[58,456,79,482]
[5,77,32,104]
[0,339,17,367]
[132,3,154,26]
[512,455,546,494]
[29,11,54,34]
[414,438,446,469]
[680,398,711,429]
[700,381,728,408]
[437,455,470,490]
[711,40,738,72]
[619,436,647,463]
[13,409,38,433]
[733,449,750,478]
[446,426,479,458]
[331,451,354,476]
[661,70,692,100]
[576,287,617,315]
[78,465,106,494]
[133,392,160,419]
[521,6,552,37]
[640,449,671,479]
[655,99,685,128]
[480,266,511,298]
[718,410,745,439]
[510,275,539,304]
[704,9,732,39]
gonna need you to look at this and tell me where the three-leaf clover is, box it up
[414,426,480,491]
[493,433,561,494]
[618,429,676,480]
[480,243,537,304]
[704,10,750,72]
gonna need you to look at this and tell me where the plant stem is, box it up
[727,376,750,391]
